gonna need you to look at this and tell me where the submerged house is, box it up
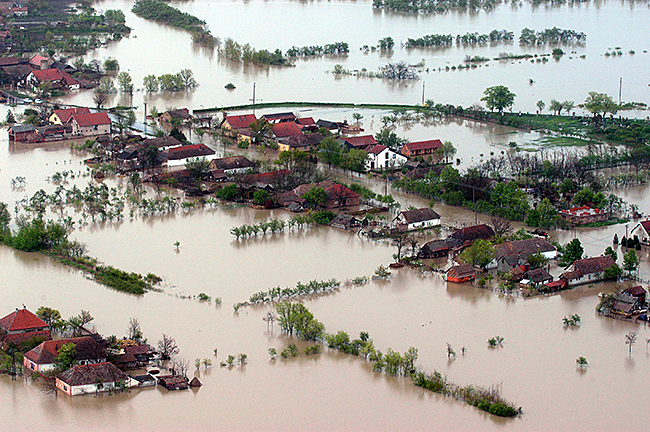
[55,362,130,396]
[23,336,106,373]
[630,221,650,246]
[560,255,616,287]
[0,307,51,345]
[401,139,442,159]
[221,114,257,144]
[393,208,441,232]
[446,264,476,283]
[559,206,608,225]
[449,224,495,246]
[488,238,557,271]
[419,239,452,259]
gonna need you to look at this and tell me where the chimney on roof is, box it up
[40,59,48,70]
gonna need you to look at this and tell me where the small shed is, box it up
[189,377,202,388]
[157,375,189,390]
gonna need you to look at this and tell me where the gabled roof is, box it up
[272,122,302,138]
[10,124,35,133]
[30,68,78,87]
[53,107,91,123]
[613,293,639,314]
[296,117,315,126]
[639,220,650,234]
[573,256,615,275]
[366,144,388,155]
[140,136,182,149]
[447,264,476,278]
[341,135,377,149]
[57,362,128,386]
[224,114,257,130]
[526,268,553,283]
[73,112,111,127]
[262,112,296,122]
[162,108,192,121]
[400,207,440,224]
[24,337,105,365]
[0,56,27,67]
[450,224,495,242]
[244,169,291,186]
[403,139,443,152]
[623,285,647,298]
[29,54,50,68]
[495,238,556,260]
[0,308,48,332]
[166,144,215,161]
[316,119,338,129]
[280,133,324,148]
[324,183,360,199]
[210,156,254,171]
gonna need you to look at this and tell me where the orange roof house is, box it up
[0,308,51,345]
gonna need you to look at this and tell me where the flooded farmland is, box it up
[2,0,650,430]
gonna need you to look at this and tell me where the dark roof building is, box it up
[209,156,255,173]
[402,139,443,158]
[166,144,215,161]
[340,135,377,150]
[24,337,106,372]
[56,362,129,396]
[450,224,495,243]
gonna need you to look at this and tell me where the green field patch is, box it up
[532,135,593,147]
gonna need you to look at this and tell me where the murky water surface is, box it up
[2,1,650,430]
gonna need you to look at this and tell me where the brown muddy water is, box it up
[2,133,650,431]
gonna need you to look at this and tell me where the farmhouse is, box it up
[401,139,442,158]
[366,144,407,171]
[339,135,377,150]
[393,208,440,231]
[560,255,616,287]
[209,156,255,174]
[26,68,80,90]
[23,337,106,373]
[630,220,650,245]
[446,264,476,283]
[49,107,91,125]
[449,224,495,245]
[71,112,111,136]
[165,144,216,167]
[56,362,130,396]
[488,238,557,271]
[277,133,324,152]
[0,307,51,345]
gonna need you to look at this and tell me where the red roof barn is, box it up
[0,308,51,344]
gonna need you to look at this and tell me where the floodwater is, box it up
[2,1,650,430]
[61,0,650,121]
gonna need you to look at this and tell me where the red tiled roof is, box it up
[573,255,616,275]
[29,54,49,67]
[272,122,303,138]
[404,139,443,152]
[447,264,476,278]
[324,183,360,199]
[640,220,650,233]
[73,112,111,127]
[296,117,315,125]
[0,308,48,332]
[366,144,388,155]
[224,114,257,130]
[30,68,79,87]
[245,169,291,185]
[343,135,377,148]
[53,107,91,123]
[24,337,105,365]
[166,144,215,161]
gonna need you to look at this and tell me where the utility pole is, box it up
[421,81,425,106]
[143,102,147,136]
[251,83,256,106]
[618,77,622,106]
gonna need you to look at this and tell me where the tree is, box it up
[562,100,575,114]
[604,246,617,262]
[92,92,109,109]
[625,331,637,356]
[301,186,328,208]
[55,342,77,371]
[178,69,197,88]
[157,334,179,360]
[549,99,563,115]
[249,118,272,145]
[459,239,495,269]
[536,100,545,113]
[143,74,159,92]
[275,302,325,341]
[126,317,143,341]
[437,141,457,164]
[561,239,584,265]
[114,108,136,135]
[378,36,395,50]
[490,217,512,237]
[481,85,516,113]
[381,61,418,80]
[103,58,119,71]
[5,109,15,124]
[117,71,133,94]
[96,77,116,94]
[185,157,211,187]
[391,232,408,262]
[582,91,617,118]
[623,249,639,274]
[375,128,407,151]
[352,112,363,124]
[527,252,548,269]
[36,306,62,328]
[253,189,270,206]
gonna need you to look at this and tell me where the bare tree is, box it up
[127,317,143,341]
[262,312,276,331]
[93,92,109,109]
[625,331,637,356]
[407,235,419,257]
[172,358,190,378]
[391,233,407,262]
[157,334,180,360]
[490,217,512,237]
